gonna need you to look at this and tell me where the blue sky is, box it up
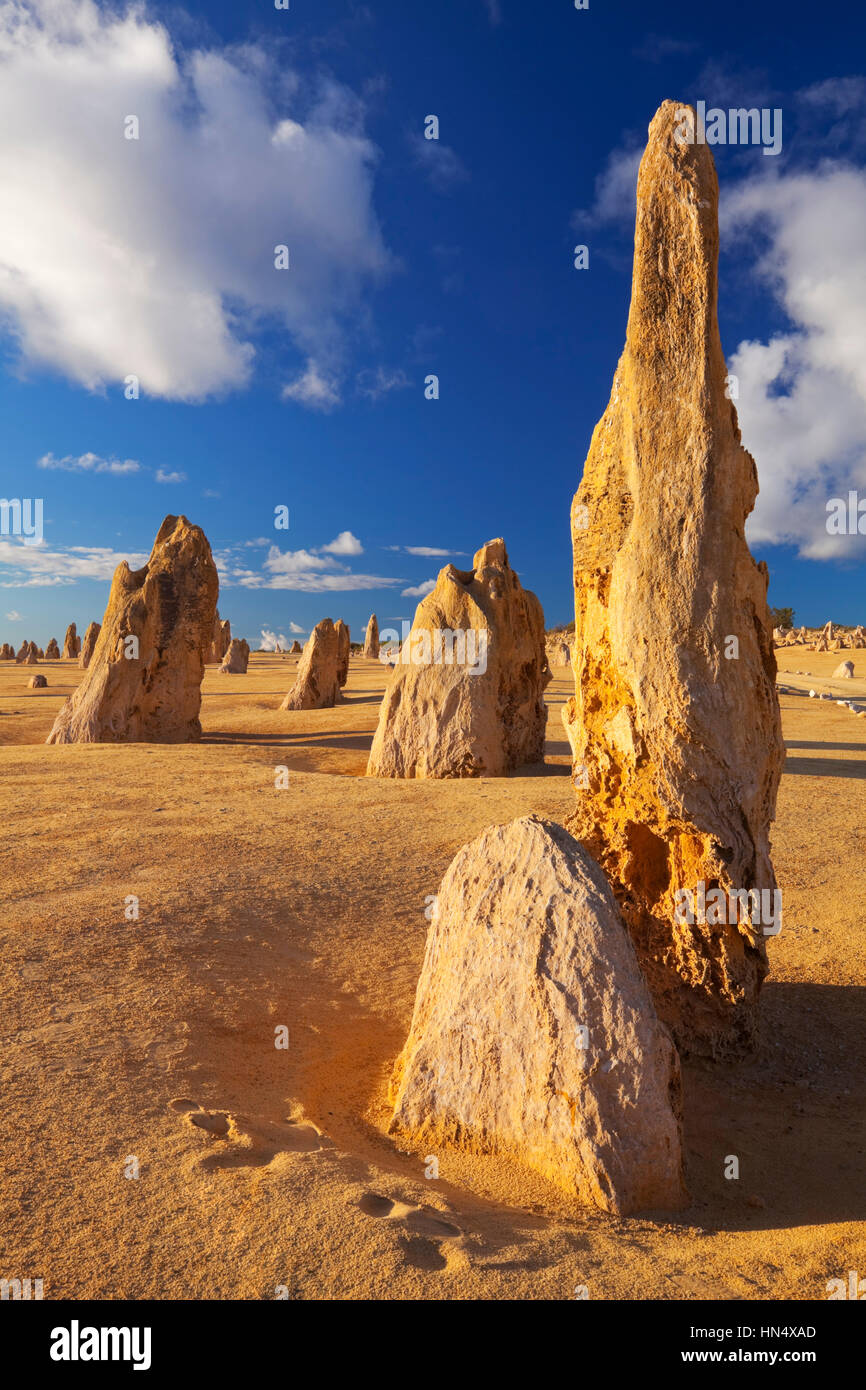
[1,0,864,647]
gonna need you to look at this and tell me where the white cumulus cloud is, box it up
[723,163,866,559]
[319,531,363,556]
[0,0,391,401]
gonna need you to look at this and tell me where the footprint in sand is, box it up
[358,1191,465,1271]
[168,1098,329,1169]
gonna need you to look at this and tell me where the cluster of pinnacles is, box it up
[32,102,788,1218]
[386,101,784,1214]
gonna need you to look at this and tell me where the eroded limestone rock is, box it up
[363,614,379,660]
[218,638,250,674]
[389,815,687,1215]
[335,620,350,687]
[280,619,343,711]
[564,101,784,1059]
[367,539,549,779]
[79,622,101,669]
[46,515,218,744]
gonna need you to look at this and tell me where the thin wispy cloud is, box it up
[155,469,187,485]
[282,362,342,411]
[410,134,469,193]
[0,537,148,587]
[401,578,436,598]
[385,544,466,556]
[37,452,140,475]
[356,366,411,401]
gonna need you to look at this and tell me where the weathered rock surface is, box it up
[24,644,39,665]
[15,640,29,663]
[367,538,549,779]
[290,640,302,654]
[62,624,80,659]
[280,619,343,710]
[389,816,686,1215]
[335,620,350,687]
[833,660,854,679]
[363,614,379,660]
[45,638,60,659]
[852,626,866,649]
[28,673,48,688]
[547,636,572,666]
[79,622,101,669]
[46,515,218,745]
[218,638,250,674]
[0,643,13,660]
[564,101,784,1059]
[204,611,231,664]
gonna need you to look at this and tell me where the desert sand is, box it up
[1,647,864,1299]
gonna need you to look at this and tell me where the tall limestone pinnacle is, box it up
[564,101,784,1059]
[47,515,218,744]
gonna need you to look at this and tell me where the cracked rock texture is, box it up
[564,101,784,1059]
[389,815,686,1215]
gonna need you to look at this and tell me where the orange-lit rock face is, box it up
[62,623,80,659]
[362,614,379,660]
[47,515,218,745]
[335,620,350,686]
[219,638,250,674]
[389,816,687,1215]
[79,621,100,669]
[280,619,343,711]
[565,102,784,1059]
[367,538,550,779]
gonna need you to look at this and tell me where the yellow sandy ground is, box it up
[0,647,864,1300]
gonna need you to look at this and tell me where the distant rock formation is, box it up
[79,622,101,669]
[335,620,350,687]
[563,102,784,1060]
[62,623,80,659]
[24,643,39,665]
[218,638,250,674]
[15,640,29,663]
[28,673,48,688]
[363,614,379,660]
[367,538,549,779]
[45,638,60,659]
[852,626,866,649]
[833,660,855,679]
[546,635,572,667]
[390,817,686,1215]
[290,639,302,654]
[204,611,231,664]
[0,643,14,660]
[46,515,218,744]
[280,619,343,710]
